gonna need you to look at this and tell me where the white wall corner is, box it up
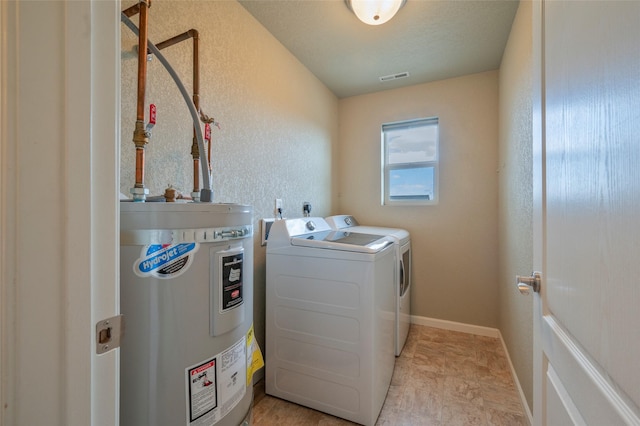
[498,330,534,425]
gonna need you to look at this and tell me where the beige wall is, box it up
[498,0,534,411]
[120,0,339,348]
[338,71,500,328]
[120,1,533,406]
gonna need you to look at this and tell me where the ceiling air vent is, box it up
[379,71,410,82]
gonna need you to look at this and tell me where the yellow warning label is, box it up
[246,323,264,387]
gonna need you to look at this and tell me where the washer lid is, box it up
[325,216,410,244]
[291,230,393,253]
[346,225,410,244]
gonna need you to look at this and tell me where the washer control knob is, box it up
[345,217,353,226]
[306,221,316,231]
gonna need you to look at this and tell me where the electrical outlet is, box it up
[275,198,283,217]
[302,201,312,216]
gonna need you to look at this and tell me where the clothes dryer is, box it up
[325,215,411,356]
[265,217,396,426]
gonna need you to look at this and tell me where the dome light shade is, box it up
[345,0,406,26]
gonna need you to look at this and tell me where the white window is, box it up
[382,117,439,205]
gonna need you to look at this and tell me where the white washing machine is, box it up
[265,217,396,426]
[120,203,254,426]
[325,215,411,356]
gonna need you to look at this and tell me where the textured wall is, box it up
[497,0,534,412]
[120,0,338,349]
[338,71,500,328]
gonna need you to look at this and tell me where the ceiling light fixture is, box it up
[345,0,406,26]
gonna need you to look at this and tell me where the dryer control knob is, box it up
[306,221,316,231]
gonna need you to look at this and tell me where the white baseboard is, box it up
[411,315,533,425]
[411,314,500,338]
[497,330,534,425]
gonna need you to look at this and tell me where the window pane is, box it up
[382,117,438,205]
[389,166,435,200]
[386,124,438,164]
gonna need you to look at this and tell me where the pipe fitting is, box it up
[191,191,201,202]
[200,189,213,203]
[133,120,150,148]
[164,186,177,202]
[130,186,150,202]
[191,138,200,158]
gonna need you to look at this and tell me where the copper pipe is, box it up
[136,1,149,122]
[155,29,202,194]
[191,130,200,194]
[207,130,212,176]
[192,32,199,101]
[135,146,145,188]
[154,30,199,112]
[122,3,140,17]
[193,159,200,195]
[131,0,151,198]
[155,30,197,51]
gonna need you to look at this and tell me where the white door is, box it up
[531,1,640,424]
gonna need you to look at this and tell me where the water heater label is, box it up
[220,251,244,312]
[134,242,199,279]
[186,359,218,423]
[185,336,247,426]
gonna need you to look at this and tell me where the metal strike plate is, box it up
[96,315,124,354]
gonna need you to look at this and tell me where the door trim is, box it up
[542,316,640,424]
[531,1,545,424]
[87,1,121,424]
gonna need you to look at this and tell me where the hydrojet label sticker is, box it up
[134,243,199,279]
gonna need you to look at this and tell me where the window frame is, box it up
[381,117,439,206]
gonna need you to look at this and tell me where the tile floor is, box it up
[251,324,528,426]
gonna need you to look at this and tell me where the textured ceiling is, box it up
[239,0,519,98]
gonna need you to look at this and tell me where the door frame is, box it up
[0,1,120,424]
[86,1,121,424]
[531,0,544,424]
